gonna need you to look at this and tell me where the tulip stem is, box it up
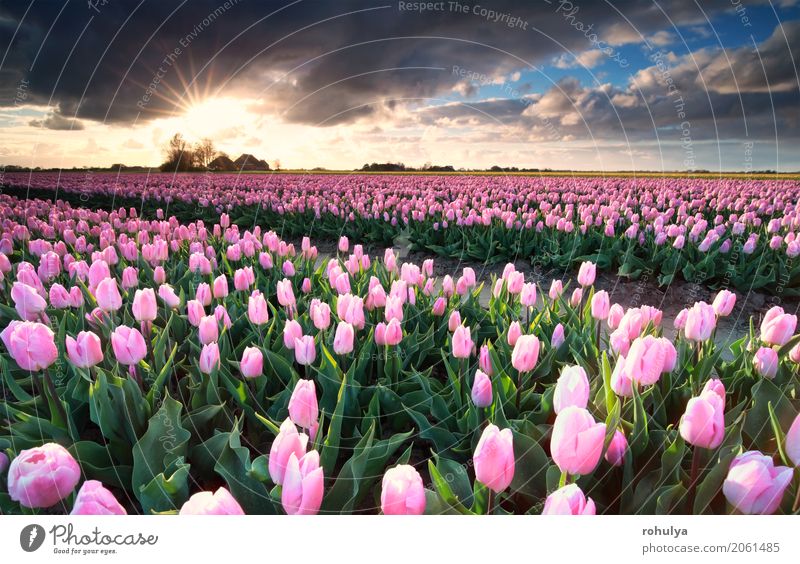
[792,472,800,513]
[487,489,494,516]
[687,446,702,511]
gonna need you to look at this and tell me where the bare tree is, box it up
[195,137,217,168]
[161,133,195,172]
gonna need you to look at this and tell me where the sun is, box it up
[179,97,253,138]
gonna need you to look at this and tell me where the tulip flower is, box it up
[577,261,596,287]
[65,331,103,368]
[451,325,473,359]
[7,443,81,508]
[283,319,303,349]
[551,323,565,348]
[785,413,800,467]
[753,346,779,379]
[506,321,522,346]
[132,288,157,322]
[158,284,181,308]
[553,365,590,414]
[269,418,309,485]
[679,388,725,449]
[179,487,245,515]
[294,335,316,365]
[760,306,797,346]
[604,430,628,467]
[187,299,204,326]
[277,278,296,308]
[248,291,270,325]
[240,346,263,379]
[542,484,596,515]
[282,451,324,515]
[473,424,515,494]
[71,480,127,515]
[723,451,792,514]
[384,318,403,346]
[551,406,606,476]
[591,290,610,320]
[712,290,736,317]
[199,342,220,374]
[471,369,493,408]
[333,321,355,354]
[1,321,58,371]
[511,334,540,372]
[288,379,319,431]
[684,301,716,341]
[198,315,219,345]
[381,465,426,515]
[11,282,47,320]
[95,277,123,312]
[479,344,493,375]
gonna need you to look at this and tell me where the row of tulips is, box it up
[0,192,799,515]
[2,172,799,293]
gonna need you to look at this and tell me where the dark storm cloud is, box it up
[28,112,85,130]
[0,0,797,138]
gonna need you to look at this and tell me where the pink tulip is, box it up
[248,291,269,325]
[551,406,606,476]
[11,281,47,320]
[520,283,537,307]
[712,290,736,317]
[199,342,220,374]
[542,484,596,515]
[623,335,670,386]
[684,301,716,341]
[49,283,72,309]
[198,315,219,345]
[132,288,157,322]
[680,389,725,449]
[723,451,792,514]
[604,430,628,466]
[551,323,565,348]
[196,283,212,306]
[381,465,426,515]
[283,319,303,349]
[269,418,309,485]
[158,284,181,308]
[338,236,349,252]
[432,297,446,316]
[65,331,103,368]
[451,325,473,359]
[471,369,493,408]
[607,303,624,329]
[753,346,779,379]
[333,322,355,355]
[294,335,316,365]
[240,346,263,379]
[179,487,245,515]
[479,344,493,375]
[577,261,596,287]
[760,306,797,346]
[277,278,296,308]
[591,290,610,320]
[548,279,563,300]
[95,277,122,312]
[448,310,461,332]
[71,480,127,515]
[1,321,58,371]
[282,451,324,515]
[511,334,540,372]
[473,424,515,493]
[187,299,204,327]
[310,300,331,330]
[212,275,228,299]
[785,413,800,467]
[7,443,80,508]
[553,365,590,414]
[384,318,403,346]
[507,321,522,346]
[289,379,319,430]
[789,342,800,364]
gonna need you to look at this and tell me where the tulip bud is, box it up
[7,443,80,508]
[269,418,309,485]
[753,346,779,379]
[723,451,792,514]
[604,430,628,466]
[294,335,316,365]
[110,326,147,366]
[71,480,127,515]
[282,451,324,515]
[199,342,220,374]
[240,346,263,379]
[451,325,473,359]
[473,424,515,493]
[132,288,157,322]
[577,261,596,287]
[591,290,610,320]
[289,379,319,430]
[381,465,426,515]
[542,484,596,515]
[179,487,245,515]
[511,334,540,372]
[553,365,590,414]
[65,331,103,368]
[471,369,493,408]
[550,406,606,476]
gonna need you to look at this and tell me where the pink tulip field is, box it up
[0,173,799,515]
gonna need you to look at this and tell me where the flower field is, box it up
[0,174,799,515]
[4,172,800,294]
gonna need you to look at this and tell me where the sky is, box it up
[0,0,799,171]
